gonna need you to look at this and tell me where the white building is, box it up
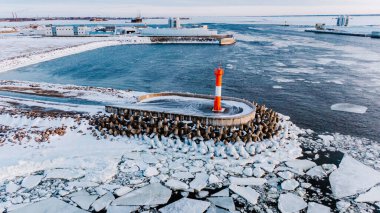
[77,26,89,36]
[45,26,53,36]
[55,26,74,36]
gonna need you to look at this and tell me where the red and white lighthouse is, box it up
[213,67,225,112]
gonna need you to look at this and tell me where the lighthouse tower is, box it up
[213,67,225,112]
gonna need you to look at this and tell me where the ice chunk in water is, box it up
[278,193,307,213]
[207,197,235,211]
[112,183,171,206]
[11,197,87,213]
[331,103,367,114]
[307,202,331,213]
[229,184,259,205]
[159,198,210,213]
[329,155,380,198]
[355,186,380,203]
[21,175,43,189]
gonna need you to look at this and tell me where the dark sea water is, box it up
[1,23,380,141]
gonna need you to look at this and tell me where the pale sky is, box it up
[1,0,380,17]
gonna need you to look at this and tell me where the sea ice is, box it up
[211,188,229,197]
[107,205,139,213]
[114,186,133,197]
[307,202,331,213]
[329,155,380,198]
[207,197,235,211]
[45,169,85,180]
[190,173,209,191]
[306,166,327,179]
[336,200,350,212]
[229,184,260,205]
[141,153,159,164]
[285,160,316,171]
[243,167,253,176]
[144,167,159,177]
[278,193,307,213]
[112,183,171,206]
[208,174,221,184]
[355,186,380,203]
[331,103,368,114]
[281,179,299,191]
[91,192,115,212]
[21,175,43,189]
[229,177,267,186]
[206,205,229,213]
[172,172,194,180]
[165,179,189,190]
[253,167,265,178]
[71,194,98,210]
[10,197,87,213]
[6,181,20,193]
[277,171,293,180]
[159,198,210,213]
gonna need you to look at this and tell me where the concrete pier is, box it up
[106,92,256,127]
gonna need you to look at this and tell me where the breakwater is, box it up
[90,93,282,143]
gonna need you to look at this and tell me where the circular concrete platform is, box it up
[106,92,256,126]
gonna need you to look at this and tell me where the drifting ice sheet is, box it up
[331,103,367,114]
[329,155,380,199]
[21,175,43,189]
[229,184,259,205]
[307,202,331,213]
[355,186,380,203]
[112,183,172,206]
[278,193,307,213]
[11,197,87,213]
[229,177,267,186]
[159,198,210,213]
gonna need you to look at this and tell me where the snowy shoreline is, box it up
[0,37,151,73]
[0,81,379,212]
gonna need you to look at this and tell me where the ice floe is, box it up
[165,179,189,191]
[307,202,331,213]
[306,166,327,179]
[190,173,209,191]
[11,197,87,213]
[285,159,316,171]
[21,175,43,189]
[112,183,171,206]
[229,184,259,205]
[355,186,380,203]
[229,177,267,186]
[91,192,115,212]
[159,198,210,213]
[278,193,307,213]
[71,192,98,210]
[207,197,235,211]
[211,188,229,197]
[329,155,380,198]
[331,103,368,114]
[281,179,299,191]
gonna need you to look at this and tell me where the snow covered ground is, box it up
[0,81,379,213]
[0,36,151,73]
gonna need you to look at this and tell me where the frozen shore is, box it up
[0,36,151,73]
[0,81,379,213]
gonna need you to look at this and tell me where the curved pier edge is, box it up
[106,92,256,127]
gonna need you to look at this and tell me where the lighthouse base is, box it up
[212,108,226,113]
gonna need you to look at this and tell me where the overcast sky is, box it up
[1,0,380,17]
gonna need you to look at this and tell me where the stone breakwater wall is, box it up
[91,93,282,143]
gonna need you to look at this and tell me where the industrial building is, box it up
[45,25,90,36]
